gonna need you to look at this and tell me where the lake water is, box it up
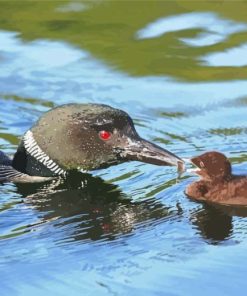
[1,1,247,295]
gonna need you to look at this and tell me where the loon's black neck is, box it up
[12,141,58,177]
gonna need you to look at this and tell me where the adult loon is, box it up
[0,103,184,183]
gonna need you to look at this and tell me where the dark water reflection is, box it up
[190,204,234,243]
[1,1,247,295]
[16,174,174,243]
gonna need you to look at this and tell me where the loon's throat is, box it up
[23,130,66,176]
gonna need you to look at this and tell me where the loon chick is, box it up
[186,151,247,206]
[0,103,184,183]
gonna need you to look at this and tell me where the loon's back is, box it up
[0,150,53,183]
[0,151,12,166]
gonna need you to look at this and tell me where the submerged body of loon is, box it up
[0,103,184,183]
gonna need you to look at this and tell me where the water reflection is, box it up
[202,43,247,67]
[10,171,247,246]
[1,1,247,80]
[190,201,247,244]
[56,2,88,13]
[136,12,247,47]
[16,173,174,243]
[190,204,233,243]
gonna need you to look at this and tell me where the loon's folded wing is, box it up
[0,151,12,166]
[0,165,54,183]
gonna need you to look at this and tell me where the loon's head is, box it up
[13,104,183,177]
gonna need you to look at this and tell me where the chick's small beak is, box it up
[186,157,203,176]
[120,138,185,172]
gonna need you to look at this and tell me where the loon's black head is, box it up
[13,103,183,177]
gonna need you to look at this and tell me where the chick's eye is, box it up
[99,130,112,141]
[200,161,205,168]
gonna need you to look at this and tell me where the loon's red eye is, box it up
[99,130,112,141]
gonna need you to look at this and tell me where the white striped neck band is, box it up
[23,130,66,177]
